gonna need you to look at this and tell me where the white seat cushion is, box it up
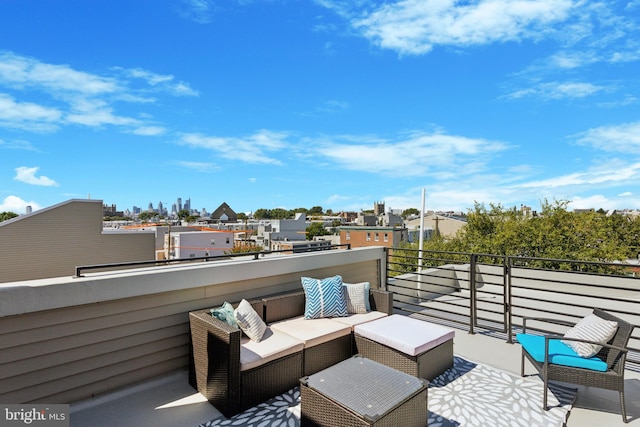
[240,327,304,371]
[331,311,388,330]
[270,316,351,348]
[354,314,455,356]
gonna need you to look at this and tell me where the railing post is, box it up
[469,253,477,335]
[505,257,512,343]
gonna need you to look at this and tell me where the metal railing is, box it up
[75,243,351,277]
[386,247,640,368]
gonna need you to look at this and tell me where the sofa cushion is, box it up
[354,314,455,356]
[562,313,618,358]
[331,311,388,330]
[342,282,369,314]
[235,299,267,342]
[270,316,352,348]
[239,328,304,371]
[301,275,348,319]
[517,333,609,372]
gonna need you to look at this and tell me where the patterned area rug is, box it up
[199,356,577,427]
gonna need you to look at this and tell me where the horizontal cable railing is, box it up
[386,248,640,369]
[75,243,351,277]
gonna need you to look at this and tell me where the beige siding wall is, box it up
[0,200,154,283]
[0,247,385,404]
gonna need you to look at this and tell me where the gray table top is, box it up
[303,355,427,421]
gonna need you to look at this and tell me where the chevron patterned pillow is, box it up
[301,275,349,319]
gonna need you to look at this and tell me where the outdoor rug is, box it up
[199,356,577,427]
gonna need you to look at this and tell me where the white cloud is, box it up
[14,166,59,187]
[115,67,199,96]
[519,161,640,189]
[316,99,349,114]
[575,121,640,152]
[0,52,197,133]
[175,161,219,172]
[504,81,608,100]
[568,194,615,210]
[178,0,217,24]
[0,138,37,151]
[0,195,40,214]
[0,93,62,131]
[178,130,290,165]
[352,0,574,55]
[0,52,118,95]
[312,131,509,177]
[130,126,167,136]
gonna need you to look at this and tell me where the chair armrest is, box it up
[370,289,393,314]
[541,335,630,372]
[189,309,242,413]
[545,335,630,355]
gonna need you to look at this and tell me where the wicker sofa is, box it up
[189,287,393,417]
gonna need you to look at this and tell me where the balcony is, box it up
[1,247,639,426]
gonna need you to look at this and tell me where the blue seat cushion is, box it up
[516,333,608,372]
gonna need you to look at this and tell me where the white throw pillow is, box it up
[234,299,267,342]
[562,313,618,358]
[342,282,369,314]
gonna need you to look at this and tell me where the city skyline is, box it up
[1,1,640,215]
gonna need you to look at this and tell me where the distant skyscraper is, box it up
[184,198,191,212]
[26,206,32,214]
[177,198,182,211]
[148,202,154,212]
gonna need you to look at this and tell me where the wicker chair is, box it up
[518,308,634,423]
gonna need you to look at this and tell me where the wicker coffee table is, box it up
[300,355,428,426]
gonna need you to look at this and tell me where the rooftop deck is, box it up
[68,318,640,426]
[2,246,639,426]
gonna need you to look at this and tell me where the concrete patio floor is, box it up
[69,320,640,427]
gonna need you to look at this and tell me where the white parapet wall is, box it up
[0,246,386,404]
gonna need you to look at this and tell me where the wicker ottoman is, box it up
[354,314,455,380]
[300,355,428,427]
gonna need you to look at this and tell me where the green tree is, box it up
[253,208,271,219]
[138,211,153,222]
[415,200,633,270]
[0,211,19,222]
[226,244,263,254]
[308,206,323,215]
[271,208,291,219]
[401,208,420,218]
[306,222,329,240]
[185,215,199,223]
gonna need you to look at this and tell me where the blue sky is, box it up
[1,0,640,216]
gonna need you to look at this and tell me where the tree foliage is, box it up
[253,206,329,219]
[0,211,19,222]
[306,222,329,239]
[400,200,640,273]
[225,244,263,254]
[401,208,420,218]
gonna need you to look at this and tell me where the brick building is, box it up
[339,226,408,249]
